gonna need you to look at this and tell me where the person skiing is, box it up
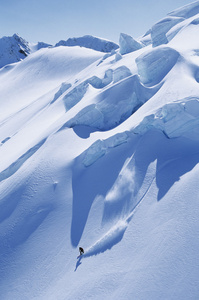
[79,247,84,256]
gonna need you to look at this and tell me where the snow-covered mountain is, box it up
[1,1,199,300]
[0,34,31,68]
[0,33,52,68]
[0,34,118,69]
[55,35,119,53]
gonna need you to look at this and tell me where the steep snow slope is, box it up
[0,46,103,122]
[1,1,199,300]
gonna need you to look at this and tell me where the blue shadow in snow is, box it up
[156,146,199,201]
[74,256,82,271]
[73,125,98,139]
[0,139,47,224]
[71,129,199,249]
[0,203,53,255]
[0,138,47,183]
[9,206,53,248]
[103,129,199,220]
[70,135,139,247]
[125,130,199,202]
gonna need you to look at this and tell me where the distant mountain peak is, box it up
[0,34,52,69]
[0,33,31,68]
[55,35,119,53]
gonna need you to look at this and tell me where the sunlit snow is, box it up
[0,1,199,300]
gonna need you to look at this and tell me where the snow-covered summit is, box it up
[0,33,52,68]
[0,34,31,68]
[55,35,119,53]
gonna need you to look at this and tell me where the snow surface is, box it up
[1,1,199,300]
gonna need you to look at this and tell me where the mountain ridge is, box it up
[2,0,199,69]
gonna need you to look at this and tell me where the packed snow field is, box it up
[1,1,199,299]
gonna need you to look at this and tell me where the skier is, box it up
[79,247,84,256]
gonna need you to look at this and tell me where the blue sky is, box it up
[0,0,195,44]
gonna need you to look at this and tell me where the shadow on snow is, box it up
[71,129,199,253]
